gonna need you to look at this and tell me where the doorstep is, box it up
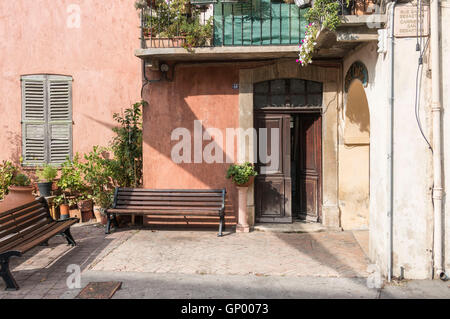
[253,221,328,233]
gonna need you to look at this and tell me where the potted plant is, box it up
[36,164,58,197]
[93,191,114,224]
[0,160,17,202]
[0,172,34,212]
[226,162,258,187]
[226,162,257,233]
[54,194,68,220]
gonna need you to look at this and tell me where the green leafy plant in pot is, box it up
[54,194,70,220]
[226,162,258,187]
[36,164,58,197]
[1,171,34,211]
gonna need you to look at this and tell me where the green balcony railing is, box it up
[213,0,309,46]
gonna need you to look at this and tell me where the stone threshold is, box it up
[253,221,328,233]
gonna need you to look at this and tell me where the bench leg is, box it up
[0,256,19,291]
[105,213,112,234]
[62,228,77,246]
[113,214,119,228]
[218,214,225,237]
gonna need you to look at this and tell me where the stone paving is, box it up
[0,223,447,299]
[90,229,369,278]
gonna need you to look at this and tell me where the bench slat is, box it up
[16,219,78,254]
[117,195,223,202]
[116,200,222,207]
[0,202,44,224]
[118,192,223,197]
[0,207,47,234]
[0,211,50,240]
[0,219,53,252]
[0,198,44,218]
[118,188,224,193]
[107,209,220,216]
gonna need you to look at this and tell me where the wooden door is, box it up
[254,114,292,223]
[295,115,322,221]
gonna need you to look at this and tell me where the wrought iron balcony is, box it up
[136,0,387,62]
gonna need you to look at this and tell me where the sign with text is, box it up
[394,5,429,37]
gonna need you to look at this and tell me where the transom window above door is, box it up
[254,79,323,109]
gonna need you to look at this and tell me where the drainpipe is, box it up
[430,0,445,279]
[387,0,397,283]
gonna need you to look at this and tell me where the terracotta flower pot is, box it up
[60,204,70,220]
[77,199,93,212]
[94,209,103,223]
[236,176,255,188]
[0,186,35,212]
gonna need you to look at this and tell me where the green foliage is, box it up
[111,102,144,188]
[304,0,342,31]
[142,0,213,50]
[226,162,258,186]
[298,0,343,66]
[11,173,31,187]
[58,155,87,201]
[80,146,116,209]
[0,161,17,200]
[36,164,58,182]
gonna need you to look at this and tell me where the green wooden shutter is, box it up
[47,75,73,164]
[21,75,47,165]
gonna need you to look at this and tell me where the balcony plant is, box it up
[36,164,58,197]
[297,0,345,66]
[140,0,213,50]
[226,162,258,187]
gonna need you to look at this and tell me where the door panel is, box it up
[297,115,322,221]
[255,114,292,223]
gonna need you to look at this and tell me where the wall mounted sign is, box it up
[345,61,368,93]
[394,4,429,38]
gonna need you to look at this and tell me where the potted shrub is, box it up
[54,194,68,220]
[226,162,258,187]
[226,162,257,233]
[93,191,114,224]
[36,164,58,197]
[0,160,17,202]
[0,172,34,212]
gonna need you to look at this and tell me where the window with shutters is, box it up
[21,74,73,166]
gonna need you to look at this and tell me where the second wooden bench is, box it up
[105,188,227,237]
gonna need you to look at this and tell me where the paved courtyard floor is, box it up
[0,223,448,299]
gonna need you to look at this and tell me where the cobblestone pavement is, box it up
[6,223,443,299]
[90,229,369,278]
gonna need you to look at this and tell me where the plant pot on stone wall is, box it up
[37,182,53,197]
[0,186,35,212]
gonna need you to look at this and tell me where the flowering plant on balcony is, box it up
[297,23,318,66]
[138,0,213,50]
[297,0,345,66]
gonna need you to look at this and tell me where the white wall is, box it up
[343,6,435,278]
[441,4,450,274]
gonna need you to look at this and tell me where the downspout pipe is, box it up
[430,0,445,279]
[387,0,397,283]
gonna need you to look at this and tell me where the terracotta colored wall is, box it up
[143,64,240,217]
[0,0,141,163]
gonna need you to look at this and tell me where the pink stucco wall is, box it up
[143,64,241,217]
[0,0,141,163]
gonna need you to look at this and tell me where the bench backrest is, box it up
[0,198,52,253]
[113,188,226,212]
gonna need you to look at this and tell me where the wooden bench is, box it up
[105,188,227,237]
[0,197,78,291]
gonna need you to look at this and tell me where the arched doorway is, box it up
[339,79,370,230]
